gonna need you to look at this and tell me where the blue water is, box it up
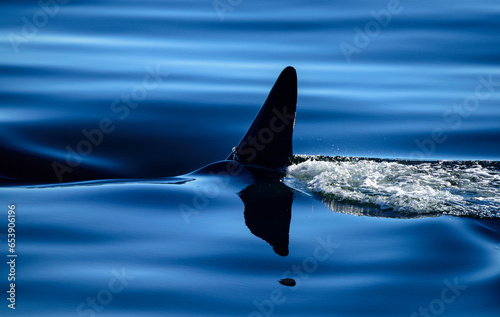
[1,0,500,316]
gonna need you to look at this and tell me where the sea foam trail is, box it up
[287,155,500,218]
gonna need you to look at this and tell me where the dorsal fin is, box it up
[227,66,297,169]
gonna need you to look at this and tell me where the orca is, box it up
[182,66,298,256]
[20,67,299,257]
[227,66,297,170]
[191,66,297,179]
[149,66,299,257]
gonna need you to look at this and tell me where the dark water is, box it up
[1,0,500,316]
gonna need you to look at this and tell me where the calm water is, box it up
[1,0,500,316]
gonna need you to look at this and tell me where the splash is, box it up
[287,155,500,218]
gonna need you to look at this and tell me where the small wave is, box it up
[287,155,500,218]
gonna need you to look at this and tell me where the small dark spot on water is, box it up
[279,278,296,287]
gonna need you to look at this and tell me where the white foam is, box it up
[287,156,500,218]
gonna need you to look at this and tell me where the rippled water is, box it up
[1,0,500,316]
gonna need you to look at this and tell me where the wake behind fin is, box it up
[227,66,297,169]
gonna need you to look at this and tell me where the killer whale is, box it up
[170,66,298,257]
[191,66,297,179]
[20,67,299,257]
[184,66,298,256]
[227,66,297,170]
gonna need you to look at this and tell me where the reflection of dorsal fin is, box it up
[240,182,293,256]
[227,67,297,169]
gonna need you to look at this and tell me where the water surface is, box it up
[1,0,500,316]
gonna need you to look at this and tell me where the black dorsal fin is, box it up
[227,66,297,169]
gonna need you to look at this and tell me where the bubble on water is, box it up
[287,155,500,218]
